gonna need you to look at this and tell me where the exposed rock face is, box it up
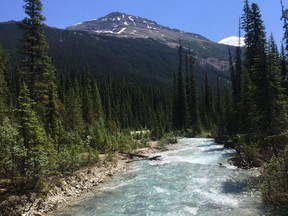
[67,12,209,46]
[66,12,235,75]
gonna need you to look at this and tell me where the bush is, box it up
[261,146,288,207]
[0,117,26,184]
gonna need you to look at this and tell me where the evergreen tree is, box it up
[222,86,233,136]
[18,0,59,128]
[281,1,288,97]
[280,43,287,81]
[64,79,85,133]
[234,20,243,104]
[0,45,10,122]
[240,68,255,140]
[242,2,268,139]
[203,73,214,129]
[16,83,56,189]
[92,80,104,120]
[172,42,188,129]
[187,48,200,133]
[266,35,287,138]
[215,77,224,137]
[281,0,288,55]
[82,70,96,125]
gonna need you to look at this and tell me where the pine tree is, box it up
[203,73,214,130]
[64,79,85,133]
[266,35,287,137]
[281,0,288,55]
[242,2,266,81]
[280,44,287,81]
[172,41,188,129]
[92,80,104,120]
[82,70,96,125]
[240,68,255,139]
[18,0,59,128]
[0,45,10,122]
[234,19,243,104]
[187,48,200,133]
[16,83,56,189]
[215,77,224,137]
[242,2,268,139]
[222,86,233,136]
[281,0,288,97]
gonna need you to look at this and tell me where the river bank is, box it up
[0,141,167,216]
[53,138,265,216]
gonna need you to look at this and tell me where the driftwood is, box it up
[128,153,161,161]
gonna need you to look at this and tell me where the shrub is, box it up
[261,146,288,207]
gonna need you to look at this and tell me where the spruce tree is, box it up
[187,48,200,133]
[92,80,104,120]
[215,77,224,137]
[172,42,188,129]
[0,45,9,122]
[64,79,85,133]
[242,2,268,139]
[203,73,214,129]
[234,20,243,104]
[16,83,56,188]
[266,35,287,137]
[82,70,96,125]
[18,0,59,128]
[240,68,255,139]
[280,44,287,81]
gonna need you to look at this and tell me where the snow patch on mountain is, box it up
[116,28,127,34]
[218,36,245,47]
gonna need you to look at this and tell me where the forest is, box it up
[0,0,287,210]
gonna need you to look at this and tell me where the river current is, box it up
[54,138,266,216]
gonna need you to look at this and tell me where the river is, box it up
[54,138,267,216]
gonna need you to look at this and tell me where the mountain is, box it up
[218,36,245,47]
[0,14,237,88]
[67,12,209,48]
[65,12,238,81]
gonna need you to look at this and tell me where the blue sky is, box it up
[0,0,284,44]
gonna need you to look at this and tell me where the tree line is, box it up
[1,0,287,208]
[171,0,288,207]
[0,0,171,191]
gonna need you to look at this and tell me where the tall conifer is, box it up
[19,0,59,128]
[172,41,188,129]
[0,45,10,122]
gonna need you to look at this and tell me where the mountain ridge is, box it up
[66,12,210,47]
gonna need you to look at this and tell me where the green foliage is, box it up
[158,132,177,148]
[58,131,83,172]
[0,117,26,184]
[173,42,188,129]
[16,83,58,189]
[105,152,114,162]
[0,45,10,122]
[261,146,288,206]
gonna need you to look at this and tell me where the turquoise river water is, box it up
[54,138,272,216]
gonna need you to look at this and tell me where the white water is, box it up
[54,138,265,216]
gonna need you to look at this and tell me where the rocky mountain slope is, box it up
[67,12,209,48]
[0,13,237,87]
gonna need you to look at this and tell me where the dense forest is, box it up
[0,0,287,210]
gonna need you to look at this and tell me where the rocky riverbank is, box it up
[0,141,167,216]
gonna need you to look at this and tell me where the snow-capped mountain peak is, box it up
[66,12,209,46]
[218,36,245,47]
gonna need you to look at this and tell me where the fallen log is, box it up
[128,153,161,161]
[129,153,149,159]
[148,155,161,160]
